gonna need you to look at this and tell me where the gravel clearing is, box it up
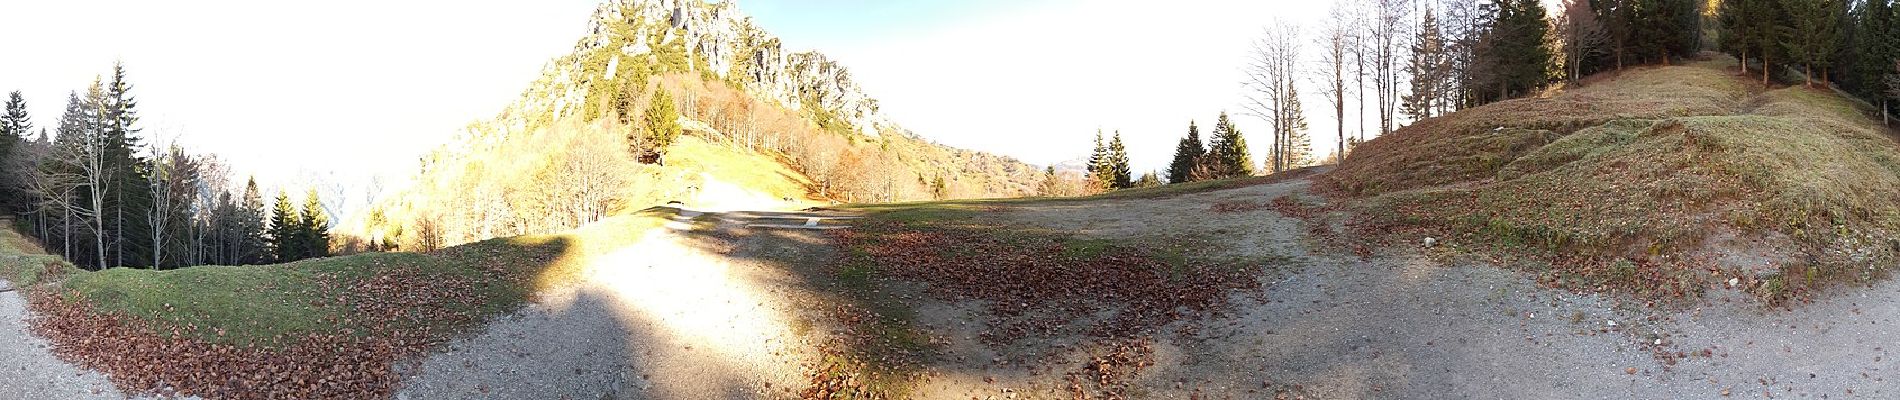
[396,223,825,399]
[920,177,1900,399]
[404,176,1899,399]
[0,279,123,400]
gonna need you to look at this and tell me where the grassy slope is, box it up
[43,209,669,347]
[1322,56,1900,301]
[0,227,83,288]
[667,135,820,203]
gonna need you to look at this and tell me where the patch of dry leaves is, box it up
[817,221,1264,398]
[29,264,514,399]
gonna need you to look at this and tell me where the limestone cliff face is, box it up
[496,0,890,139]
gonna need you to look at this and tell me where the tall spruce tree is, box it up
[637,87,682,164]
[1166,121,1206,183]
[1639,0,1703,65]
[101,62,152,267]
[1849,0,1895,105]
[1282,87,1313,171]
[300,188,330,258]
[1205,112,1254,179]
[1087,129,1109,185]
[239,178,267,264]
[1782,0,1845,86]
[267,191,300,262]
[1478,0,1556,103]
[1404,6,1450,121]
[1,91,30,212]
[1106,131,1132,189]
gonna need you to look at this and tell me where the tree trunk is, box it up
[1740,50,1748,76]
[1805,64,1813,88]
[1763,53,1771,85]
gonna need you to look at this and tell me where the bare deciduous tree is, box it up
[1244,20,1304,173]
[1556,0,1609,84]
[1317,0,1355,162]
[1372,0,1412,136]
[146,136,197,269]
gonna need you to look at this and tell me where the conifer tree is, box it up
[1038,166,1062,197]
[1719,0,1789,83]
[1282,87,1313,172]
[637,87,682,164]
[101,62,152,267]
[1637,0,1703,65]
[1404,6,1450,121]
[1,91,27,143]
[1848,0,1895,106]
[1204,112,1254,179]
[1477,0,1556,103]
[1107,131,1132,189]
[1087,129,1109,184]
[239,178,267,264]
[267,191,300,262]
[1781,0,1845,87]
[301,188,330,258]
[1,91,30,212]
[1166,121,1206,183]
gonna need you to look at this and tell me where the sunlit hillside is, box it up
[344,2,1051,249]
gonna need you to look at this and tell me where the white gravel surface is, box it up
[0,279,123,400]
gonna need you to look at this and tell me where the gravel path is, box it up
[0,279,123,400]
[396,215,831,400]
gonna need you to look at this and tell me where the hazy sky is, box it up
[0,0,600,195]
[742,0,1349,172]
[1,0,1361,197]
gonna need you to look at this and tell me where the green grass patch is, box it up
[43,210,673,347]
[0,227,83,288]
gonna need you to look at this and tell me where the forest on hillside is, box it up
[0,64,333,271]
[1109,0,1900,194]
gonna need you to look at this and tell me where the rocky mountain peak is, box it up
[569,0,891,138]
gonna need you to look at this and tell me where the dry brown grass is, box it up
[1330,64,1755,195]
[1322,60,1900,303]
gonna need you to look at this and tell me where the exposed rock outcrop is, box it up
[496,0,891,140]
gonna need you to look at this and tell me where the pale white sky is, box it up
[0,0,599,199]
[749,0,1363,173]
[1,0,1376,203]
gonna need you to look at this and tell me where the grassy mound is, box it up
[1322,60,1900,302]
[0,227,82,288]
[1330,64,1752,195]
